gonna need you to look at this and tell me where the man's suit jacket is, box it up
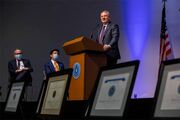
[8,59,33,83]
[90,22,120,59]
[44,60,64,75]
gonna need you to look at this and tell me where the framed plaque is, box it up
[5,81,25,112]
[154,58,180,118]
[40,69,72,116]
[36,80,47,114]
[87,60,139,119]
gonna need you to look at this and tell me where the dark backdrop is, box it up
[0,0,122,101]
[1,0,180,101]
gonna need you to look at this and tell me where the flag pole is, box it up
[162,0,167,7]
[162,0,167,3]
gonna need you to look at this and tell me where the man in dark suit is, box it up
[91,10,120,66]
[44,49,64,75]
[8,49,33,84]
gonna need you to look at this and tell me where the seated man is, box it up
[8,49,33,84]
[8,49,33,101]
[44,49,64,76]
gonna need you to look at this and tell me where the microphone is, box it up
[90,24,100,39]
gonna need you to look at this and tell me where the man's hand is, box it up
[103,44,111,51]
[22,67,29,70]
[15,69,23,73]
[15,67,29,73]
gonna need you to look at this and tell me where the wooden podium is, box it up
[63,36,107,100]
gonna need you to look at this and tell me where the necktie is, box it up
[98,26,106,44]
[17,60,20,69]
[54,61,60,72]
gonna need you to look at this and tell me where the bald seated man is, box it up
[8,49,33,84]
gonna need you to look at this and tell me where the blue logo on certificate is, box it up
[178,85,180,94]
[73,62,81,79]
[108,85,116,97]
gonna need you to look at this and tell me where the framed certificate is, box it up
[5,81,25,112]
[154,58,180,118]
[40,69,72,116]
[87,60,139,119]
[36,80,47,114]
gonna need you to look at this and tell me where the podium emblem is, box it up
[73,62,81,79]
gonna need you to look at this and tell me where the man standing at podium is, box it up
[90,10,120,66]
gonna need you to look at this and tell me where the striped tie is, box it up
[98,26,106,44]
[54,61,60,72]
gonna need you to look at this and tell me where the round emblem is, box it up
[177,85,180,94]
[73,62,81,79]
[108,85,116,97]
[52,90,56,98]
[13,93,16,100]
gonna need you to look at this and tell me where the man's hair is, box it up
[101,10,110,16]
[50,49,59,55]
[14,48,23,54]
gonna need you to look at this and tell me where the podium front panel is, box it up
[68,53,106,100]
[69,53,85,100]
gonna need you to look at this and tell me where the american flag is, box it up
[159,1,174,63]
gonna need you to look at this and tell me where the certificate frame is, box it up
[87,60,139,119]
[40,69,72,117]
[154,58,180,119]
[36,80,48,114]
[4,81,25,112]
